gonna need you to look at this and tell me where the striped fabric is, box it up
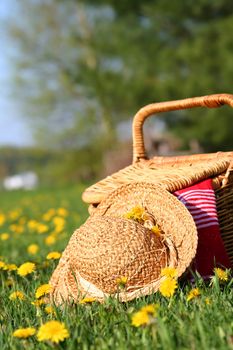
[175,189,218,230]
[174,179,231,276]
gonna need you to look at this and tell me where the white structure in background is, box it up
[3,172,38,190]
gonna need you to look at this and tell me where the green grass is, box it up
[0,186,232,350]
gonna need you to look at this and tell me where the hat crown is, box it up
[70,216,168,293]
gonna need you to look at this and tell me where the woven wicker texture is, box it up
[82,93,233,206]
[216,170,233,265]
[50,184,197,303]
[83,157,232,205]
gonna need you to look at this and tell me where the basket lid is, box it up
[82,154,232,204]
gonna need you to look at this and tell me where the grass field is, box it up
[0,186,232,350]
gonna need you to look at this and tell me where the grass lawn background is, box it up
[0,186,232,350]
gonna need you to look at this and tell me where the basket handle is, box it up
[133,93,233,163]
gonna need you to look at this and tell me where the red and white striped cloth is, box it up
[174,179,231,277]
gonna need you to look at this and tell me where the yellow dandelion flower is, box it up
[31,298,46,307]
[205,298,211,305]
[160,267,178,279]
[187,288,200,301]
[53,216,65,227]
[5,264,17,271]
[159,277,178,298]
[45,305,55,315]
[17,262,35,277]
[28,220,38,230]
[54,225,64,234]
[45,235,56,246]
[36,284,52,299]
[57,208,68,217]
[131,304,157,327]
[27,244,39,255]
[0,261,7,269]
[46,252,61,260]
[9,291,25,300]
[124,206,147,223]
[131,310,150,327]
[140,304,158,315]
[151,225,162,236]
[42,209,56,221]
[2,264,8,271]
[214,268,229,282]
[79,297,96,304]
[45,208,56,217]
[10,224,23,234]
[0,213,6,226]
[37,320,69,343]
[42,213,52,221]
[13,327,36,339]
[1,233,9,241]
[116,276,128,288]
[37,223,49,234]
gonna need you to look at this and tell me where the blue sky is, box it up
[0,0,33,146]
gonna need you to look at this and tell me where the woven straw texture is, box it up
[92,182,197,275]
[83,156,232,205]
[216,171,233,265]
[50,184,197,303]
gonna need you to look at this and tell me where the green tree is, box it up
[9,0,233,156]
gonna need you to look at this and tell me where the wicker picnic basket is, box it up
[82,93,233,265]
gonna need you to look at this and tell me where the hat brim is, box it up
[50,182,198,303]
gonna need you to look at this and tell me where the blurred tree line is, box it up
[0,146,101,186]
[8,0,233,183]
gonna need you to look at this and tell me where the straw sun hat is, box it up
[50,182,198,304]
